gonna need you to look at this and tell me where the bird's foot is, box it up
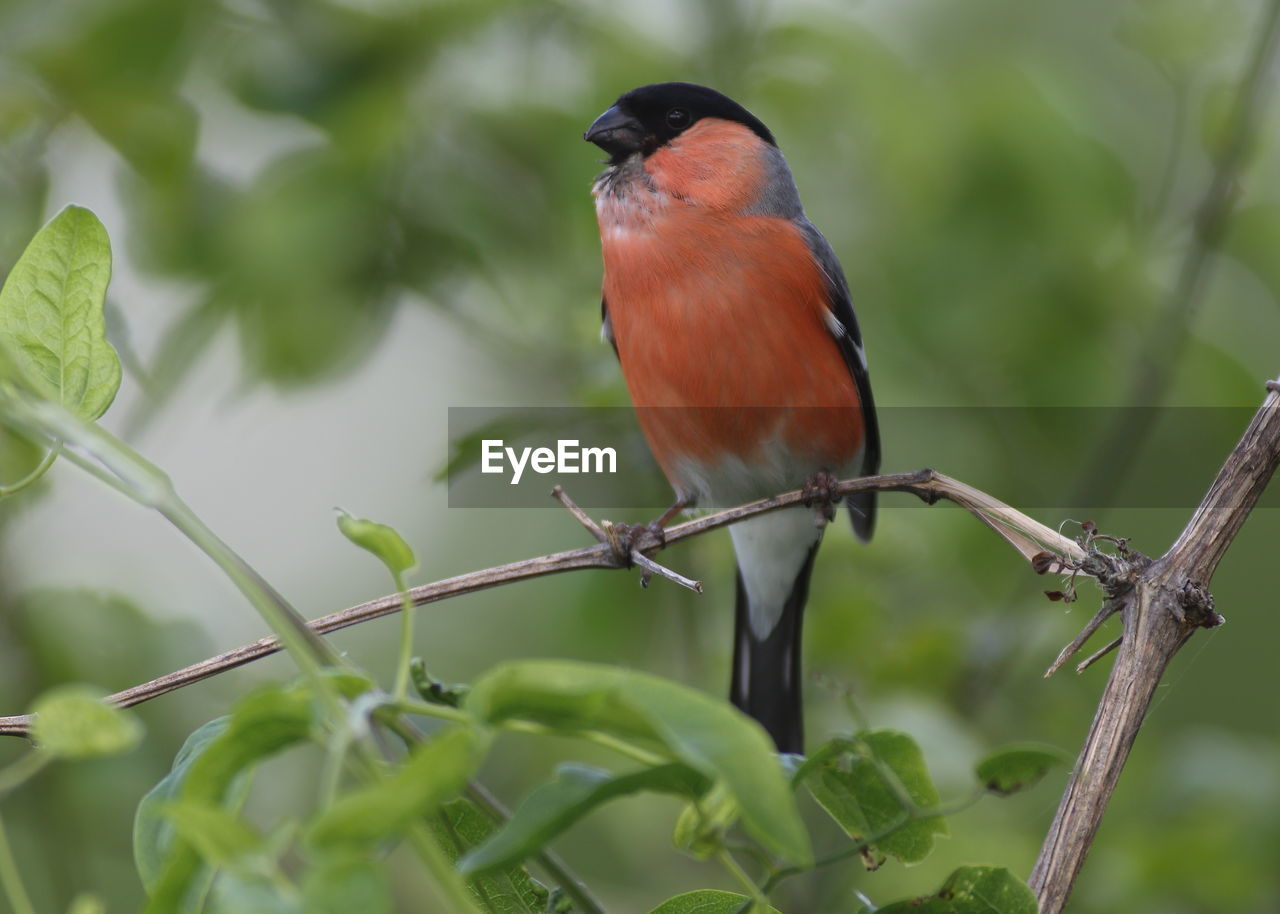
[602,520,701,592]
[603,492,695,561]
[602,519,663,565]
[551,486,702,592]
[801,470,843,529]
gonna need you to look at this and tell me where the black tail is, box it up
[729,543,820,754]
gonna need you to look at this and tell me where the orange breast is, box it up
[601,209,865,496]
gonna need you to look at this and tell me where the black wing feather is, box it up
[601,296,619,358]
[796,220,881,541]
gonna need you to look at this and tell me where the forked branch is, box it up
[1030,377,1280,913]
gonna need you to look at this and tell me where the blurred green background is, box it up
[2,0,1279,911]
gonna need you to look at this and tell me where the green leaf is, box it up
[975,744,1070,796]
[802,731,947,865]
[0,205,120,420]
[466,660,811,866]
[300,856,393,914]
[648,890,781,913]
[317,668,379,701]
[461,763,709,875]
[135,717,234,893]
[308,726,486,849]
[430,797,551,914]
[163,799,264,869]
[335,508,417,576]
[178,688,314,803]
[411,657,470,708]
[875,865,1037,914]
[672,780,738,861]
[30,684,142,759]
[143,687,314,914]
[207,872,300,914]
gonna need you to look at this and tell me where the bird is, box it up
[584,82,880,753]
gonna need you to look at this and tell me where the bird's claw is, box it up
[603,520,668,564]
[801,470,842,527]
[554,487,701,591]
[603,521,644,567]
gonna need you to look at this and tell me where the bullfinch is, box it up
[584,83,880,753]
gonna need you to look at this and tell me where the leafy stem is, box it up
[462,782,608,914]
[0,810,35,914]
[716,848,768,912]
[340,732,484,914]
[0,447,57,496]
[0,752,49,798]
[761,787,985,894]
[391,698,473,726]
[392,569,415,702]
[373,712,609,914]
[394,697,670,768]
[497,719,669,768]
[1,389,337,684]
[406,821,484,913]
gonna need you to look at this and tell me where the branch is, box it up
[0,468,1084,739]
[11,372,1273,911]
[1030,376,1280,913]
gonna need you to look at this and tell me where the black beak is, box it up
[584,105,644,158]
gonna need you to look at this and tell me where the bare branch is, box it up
[0,468,1083,739]
[1043,600,1122,678]
[1074,636,1122,674]
[1031,376,1280,914]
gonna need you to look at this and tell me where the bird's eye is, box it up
[665,108,691,130]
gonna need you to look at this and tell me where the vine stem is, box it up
[0,466,1088,738]
[2,389,337,683]
[717,848,769,912]
[392,570,415,702]
[0,447,57,496]
[405,823,484,914]
[463,782,608,914]
[0,753,48,798]
[374,713,609,914]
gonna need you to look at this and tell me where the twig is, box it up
[630,550,702,593]
[1074,636,1122,674]
[550,485,607,541]
[554,485,702,589]
[1043,600,1121,678]
[1030,376,1280,914]
[0,468,1084,739]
